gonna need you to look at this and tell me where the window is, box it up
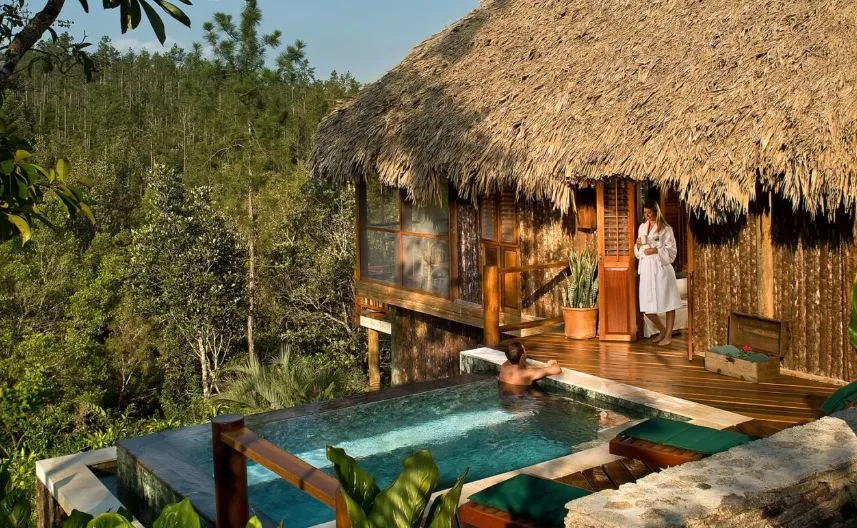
[360,179,451,296]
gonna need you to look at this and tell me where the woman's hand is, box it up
[644,247,658,255]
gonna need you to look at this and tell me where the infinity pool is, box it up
[231,381,645,526]
[119,378,650,527]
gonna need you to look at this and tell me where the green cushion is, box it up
[821,380,857,416]
[709,344,771,363]
[468,474,590,527]
[622,417,753,456]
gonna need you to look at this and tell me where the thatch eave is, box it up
[310,0,857,222]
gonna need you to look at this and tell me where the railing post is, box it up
[212,414,249,528]
[484,265,500,347]
[367,328,381,390]
[335,488,352,528]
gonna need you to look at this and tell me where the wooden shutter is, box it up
[603,183,631,256]
[500,192,517,243]
[597,180,639,341]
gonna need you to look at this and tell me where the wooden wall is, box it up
[456,197,482,304]
[389,306,481,384]
[519,199,597,318]
[692,201,857,382]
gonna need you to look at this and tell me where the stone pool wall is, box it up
[565,410,857,528]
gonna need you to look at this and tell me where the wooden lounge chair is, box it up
[457,474,590,528]
[611,380,857,469]
[609,417,754,468]
[458,458,659,528]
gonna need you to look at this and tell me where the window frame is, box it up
[358,180,453,299]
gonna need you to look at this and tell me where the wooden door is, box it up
[481,191,519,311]
[597,180,639,341]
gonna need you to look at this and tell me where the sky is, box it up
[60,0,480,83]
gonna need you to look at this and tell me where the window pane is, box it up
[403,194,449,235]
[403,236,450,295]
[366,179,399,229]
[363,231,399,283]
[480,197,496,241]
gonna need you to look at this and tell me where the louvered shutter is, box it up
[597,180,639,341]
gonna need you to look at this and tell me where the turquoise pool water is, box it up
[192,380,646,527]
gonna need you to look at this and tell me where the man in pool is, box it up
[498,341,562,386]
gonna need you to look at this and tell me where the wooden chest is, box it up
[703,312,786,382]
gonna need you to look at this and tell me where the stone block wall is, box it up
[565,410,857,527]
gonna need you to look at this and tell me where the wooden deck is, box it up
[519,331,839,428]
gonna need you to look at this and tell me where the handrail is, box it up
[482,261,569,346]
[501,260,567,274]
[220,427,340,508]
[212,415,351,528]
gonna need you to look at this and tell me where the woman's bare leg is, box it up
[645,313,667,342]
[658,310,676,346]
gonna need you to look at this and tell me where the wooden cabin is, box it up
[310,0,857,385]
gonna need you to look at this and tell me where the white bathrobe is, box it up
[634,222,683,314]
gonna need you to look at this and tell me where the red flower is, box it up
[740,344,753,353]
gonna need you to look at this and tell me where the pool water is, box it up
[194,380,646,527]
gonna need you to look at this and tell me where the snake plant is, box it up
[561,249,598,309]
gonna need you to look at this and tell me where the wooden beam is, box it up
[758,194,774,318]
[499,315,564,332]
[484,265,501,347]
[502,260,567,274]
[220,427,340,509]
[686,211,695,361]
[367,328,381,390]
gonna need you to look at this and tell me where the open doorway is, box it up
[637,184,692,345]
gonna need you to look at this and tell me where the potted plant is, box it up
[561,249,598,339]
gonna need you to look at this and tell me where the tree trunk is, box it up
[247,186,256,362]
[198,334,211,398]
[0,0,66,89]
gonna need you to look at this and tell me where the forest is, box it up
[0,0,368,511]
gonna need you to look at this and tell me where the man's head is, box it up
[505,342,526,365]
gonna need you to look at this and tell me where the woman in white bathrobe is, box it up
[634,200,683,346]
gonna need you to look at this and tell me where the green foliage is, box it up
[214,347,359,413]
[326,447,468,528]
[0,4,363,521]
[129,167,246,398]
[0,119,92,243]
[151,498,200,528]
[0,458,31,528]
[64,498,261,528]
[561,249,598,309]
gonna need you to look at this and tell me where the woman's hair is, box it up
[642,199,669,231]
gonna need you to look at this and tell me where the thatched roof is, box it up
[310,0,857,220]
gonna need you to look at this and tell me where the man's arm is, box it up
[525,360,562,382]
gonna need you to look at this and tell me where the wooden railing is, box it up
[212,415,350,528]
[482,261,568,346]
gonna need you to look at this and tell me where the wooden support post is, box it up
[367,328,381,390]
[686,212,696,361]
[212,415,249,528]
[758,195,775,318]
[687,272,694,361]
[484,265,501,347]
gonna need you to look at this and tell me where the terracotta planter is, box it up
[562,306,598,339]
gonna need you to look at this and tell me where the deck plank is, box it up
[519,331,838,425]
